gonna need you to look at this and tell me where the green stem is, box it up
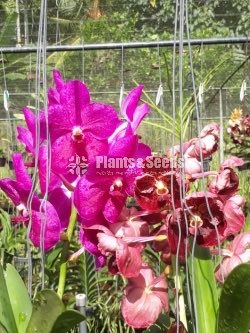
[57,206,77,299]
[171,256,188,330]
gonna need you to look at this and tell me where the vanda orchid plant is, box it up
[1,70,250,333]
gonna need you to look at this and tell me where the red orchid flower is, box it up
[185,192,226,246]
[222,195,245,238]
[134,172,182,212]
[121,265,168,328]
[214,231,250,282]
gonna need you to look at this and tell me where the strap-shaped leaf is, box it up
[5,264,32,333]
[26,290,85,333]
[51,310,85,333]
[0,264,18,333]
[189,245,218,333]
[217,263,250,333]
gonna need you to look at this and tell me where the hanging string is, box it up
[119,45,124,109]
[55,0,66,77]
[155,43,163,106]
[1,51,14,158]
[82,43,85,82]
[26,0,50,294]
[184,0,225,318]
[55,0,60,45]
[240,79,247,102]
[39,0,51,290]
[170,1,186,332]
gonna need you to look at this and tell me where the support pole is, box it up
[0,36,250,54]
[15,0,22,47]
[76,294,87,333]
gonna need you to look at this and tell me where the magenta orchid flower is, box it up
[30,200,62,251]
[121,265,168,328]
[0,153,40,212]
[215,232,250,283]
[74,133,151,223]
[48,70,120,175]
[17,107,62,194]
[109,85,150,143]
[0,153,62,251]
[17,106,47,154]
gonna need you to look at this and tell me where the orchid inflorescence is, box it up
[0,70,248,329]
[227,107,250,146]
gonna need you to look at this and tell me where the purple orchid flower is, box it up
[47,70,121,175]
[17,107,62,194]
[109,85,150,144]
[30,200,62,251]
[17,107,47,154]
[0,153,63,251]
[74,132,151,223]
[0,153,40,212]
[74,86,151,224]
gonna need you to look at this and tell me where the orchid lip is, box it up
[110,179,123,192]
[145,286,152,294]
[72,126,84,143]
[16,203,28,217]
[155,180,168,195]
[190,214,203,228]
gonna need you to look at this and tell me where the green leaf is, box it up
[26,290,84,333]
[217,263,250,333]
[0,323,8,333]
[0,13,16,47]
[51,310,85,333]
[189,245,218,333]
[4,264,32,333]
[46,242,64,269]
[0,264,18,333]
[26,290,64,333]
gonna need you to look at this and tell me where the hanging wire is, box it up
[82,42,85,82]
[155,43,163,106]
[170,1,188,332]
[39,0,51,290]
[55,0,60,45]
[26,0,50,294]
[1,51,14,156]
[184,1,225,322]
[55,0,66,78]
[119,45,124,109]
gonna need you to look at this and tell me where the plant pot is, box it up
[0,157,6,167]
[8,160,14,170]
[202,157,211,172]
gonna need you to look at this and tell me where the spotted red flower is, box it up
[185,192,226,246]
[134,172,183,212]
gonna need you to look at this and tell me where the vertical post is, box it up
[15,0,22,47]
[23,0,29,45]
[219,89,224,163]
[76,294,87,333]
